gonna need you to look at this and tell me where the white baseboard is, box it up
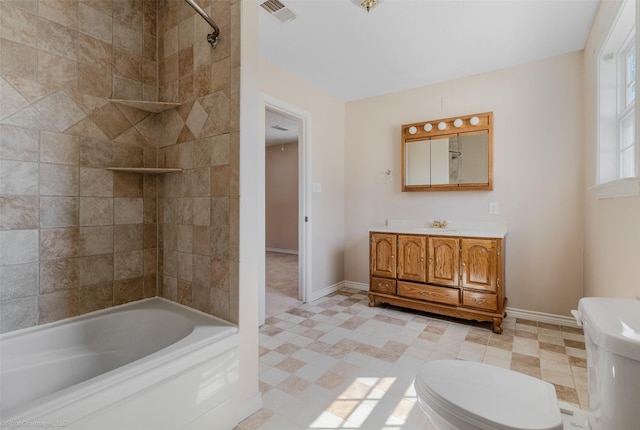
[238,392,263,423]
[308,281,345,302]
[343,281,368,292]
[505,307,580,329]
[265,247,298,255]
[342,281,580,329]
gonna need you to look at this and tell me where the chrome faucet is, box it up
[432,219,448,229]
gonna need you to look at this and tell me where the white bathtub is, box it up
[0,298,239,430]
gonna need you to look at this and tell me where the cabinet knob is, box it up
[429,258,433,263]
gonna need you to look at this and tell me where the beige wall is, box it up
[582,0,640,300]
[239,0,261,416]
[345,52,585,316]
[259,57,346,293]
[265,142,298,252]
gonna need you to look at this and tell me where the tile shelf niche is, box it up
[107,99,183,173]
[108,99,181,113]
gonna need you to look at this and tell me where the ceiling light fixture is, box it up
[351,0,383,13]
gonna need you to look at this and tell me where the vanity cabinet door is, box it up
[370,233,397,278]
[427,237,460,287]
[461,238,497,292]
[398,235,427,283]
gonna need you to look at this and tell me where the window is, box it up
[596,0,639,198]
[619,40,635,177]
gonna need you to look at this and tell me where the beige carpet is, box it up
[265,251,302,319]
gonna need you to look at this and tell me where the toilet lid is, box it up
[415,360,562,430]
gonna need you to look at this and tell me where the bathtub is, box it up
[0,298,239,430]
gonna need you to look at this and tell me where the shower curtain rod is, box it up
[184,0,220,48]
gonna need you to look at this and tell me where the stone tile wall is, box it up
[0,0,240,332]
[157,0,240,324]
[0,0,162,332]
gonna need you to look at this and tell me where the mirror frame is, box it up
[401,112,493,191]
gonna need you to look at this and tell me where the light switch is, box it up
[489,201,499,215]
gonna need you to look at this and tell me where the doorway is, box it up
[265,108,300,318]
[259,95,312,325]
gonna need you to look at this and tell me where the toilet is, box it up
[414,297,640,430]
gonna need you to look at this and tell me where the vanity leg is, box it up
[368,295,376,307]
[492,317,503,334]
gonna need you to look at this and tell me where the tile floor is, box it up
[265,251,302,319]
[238,288,587,430]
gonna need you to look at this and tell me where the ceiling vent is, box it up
[260,0,297,23]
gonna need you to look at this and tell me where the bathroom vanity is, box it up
[369,221,507,333]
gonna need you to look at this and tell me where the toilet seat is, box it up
[415,360,563,430]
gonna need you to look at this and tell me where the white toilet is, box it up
[414,297,640,430]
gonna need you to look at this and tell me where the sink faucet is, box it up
[432,219,448,229]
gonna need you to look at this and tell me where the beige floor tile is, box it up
[540,348,571,363]
[255,286,588,430]
[456,341,486,362]
[542,368,576,387]
[540,359,572,374]
[277,374,311,393]
[482,346,512,368]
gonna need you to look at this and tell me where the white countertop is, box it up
[370,220,507,239]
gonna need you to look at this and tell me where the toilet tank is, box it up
[578,297,640,430]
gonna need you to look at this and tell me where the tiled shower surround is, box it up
[0,0,240,332]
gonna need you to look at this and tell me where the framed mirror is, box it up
[401,112,493,191]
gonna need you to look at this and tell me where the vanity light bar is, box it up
[403,112,491,138]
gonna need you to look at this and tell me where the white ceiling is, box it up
[259,0,600,102]
[265,109,300,146]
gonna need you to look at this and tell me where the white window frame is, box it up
[593,0,640,199]
[618,37,635,177]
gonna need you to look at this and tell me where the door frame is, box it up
[259,93,312,325]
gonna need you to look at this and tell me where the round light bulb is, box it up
[470,116,480,126]
[423,123,433,132]
[438,122,446,130]
[454,119,463,128]
[408,126,417,135]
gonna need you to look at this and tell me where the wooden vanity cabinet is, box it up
[427,237,459,287]
[461,238,498,291]
[369,232,507,333]
[370,233,397,295]
[370,233,397,279]
[398,235,427,283]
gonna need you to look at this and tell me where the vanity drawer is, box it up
[397,281,460,306]
[462,290,498,311]
[370,277,396,294]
